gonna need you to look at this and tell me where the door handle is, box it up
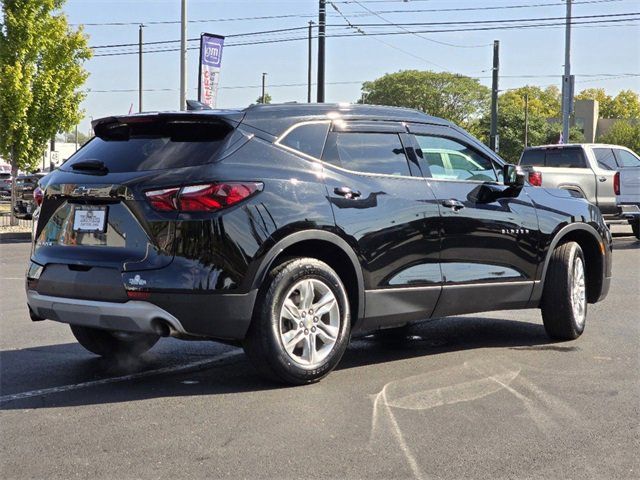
[334,186,361,199]
[598,177,607,182]
[441,199,465,211]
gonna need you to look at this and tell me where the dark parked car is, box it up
[13,173,45,219]
[26,104,612,384]
[0,172,12,197]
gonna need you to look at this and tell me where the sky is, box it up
[62,0,640,134]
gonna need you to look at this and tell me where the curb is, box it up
[0,231,31,242]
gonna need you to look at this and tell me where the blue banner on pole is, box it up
[198,34,225,107]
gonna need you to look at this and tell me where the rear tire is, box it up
[631,219,640,240]
[70,325,159,358]
[243,258,351,385]
[540,241,587,340]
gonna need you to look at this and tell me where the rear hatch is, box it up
[32,111,244,273]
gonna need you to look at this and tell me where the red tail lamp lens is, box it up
[144,188,180,211]
[528,171,543,187]
[145,183,262,212]
[613,172,620,195]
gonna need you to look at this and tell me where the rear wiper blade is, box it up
[71,160,108,173]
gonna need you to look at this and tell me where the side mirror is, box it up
[503,164,525,187]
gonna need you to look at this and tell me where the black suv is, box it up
[27,104,612,384]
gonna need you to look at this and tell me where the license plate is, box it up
[73,206,107,232]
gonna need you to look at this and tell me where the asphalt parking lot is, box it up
[1,233,638,479]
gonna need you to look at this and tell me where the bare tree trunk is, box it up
[10,147,18,226]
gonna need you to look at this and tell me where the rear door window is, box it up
[614,149,640,167]
[62,120,234,173]
[322,132,411,176]
[593,148,617,170]
[278,122,329,159]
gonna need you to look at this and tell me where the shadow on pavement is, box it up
[0,315,566,411]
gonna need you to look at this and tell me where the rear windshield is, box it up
[520,148,586,168]
[61,120,234,173]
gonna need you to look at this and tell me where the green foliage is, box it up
[0,0,91,173]
[360,70,490,128]
[575,88,640,118]
[598,120,640,153]
[478,86,565,163]
[256,93,272,104]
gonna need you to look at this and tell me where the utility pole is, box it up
[524,93,529,148]
[138,24,144,112]
[308,21,314,103]
[179,0,187,111]
[261,72,267,103]
[561,0,573,143]
[317,0,326,103]
[75,124,79,151]
[489,40,500,152]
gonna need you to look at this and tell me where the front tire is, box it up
[70,325,159,358]
[540,241,587,340]
[243,258,351,385]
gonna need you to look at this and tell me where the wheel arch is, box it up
[536,223,606,304]
[250,230,365,324]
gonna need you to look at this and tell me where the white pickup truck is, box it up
[519,143,640,239]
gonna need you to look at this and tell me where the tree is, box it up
[256,93,272,104]
[575,88,640,118]
[359,70,490,128]
[0,0,91,223]
[59,129,89,145]
[477,86,567,163]
[598,120,640,154]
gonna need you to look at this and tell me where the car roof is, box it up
[241,103,450,137]
[524,143,629,150]
[93,103,452,139]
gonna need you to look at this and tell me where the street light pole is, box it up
[261,72,267,103]
[179,0,187,111]
[138,24,144,112]
[317,0,326,103]
[561,0,573,143]
[524,93,529,148]
[308,21,314,103]
[489,40,500,152]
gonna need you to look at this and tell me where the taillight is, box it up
[144,187,180,211]
[145,182,262,212]
[33,186,44,206]
[528,171,543,187]
[613,172,620,195]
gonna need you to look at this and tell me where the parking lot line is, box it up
[0,349,242,404]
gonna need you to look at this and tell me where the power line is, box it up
[87,74,640,93]
[346,0,492,48]
[72,0,630,28]
[89,12,639,52]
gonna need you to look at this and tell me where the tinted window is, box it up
[279,122,329,158]
[520,149,546,167]
[62,123,233,173]
[324,133,411,176]
[614,149,640,167]
[593,148,617,170]
[415,135,497,182]
[545,149,587,168]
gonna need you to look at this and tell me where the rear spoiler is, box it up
[92,111,245,141]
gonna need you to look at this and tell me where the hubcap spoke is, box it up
[316,321,339,342]
[282,298,301,322]
[571,257,586,327]
[282,329,304,353]
[313,292,336,318]
[303,334,316,364]
[299,280,315,310]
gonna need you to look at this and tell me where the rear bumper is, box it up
[27,290,186,336]
[26,289,258,341]
[618,203,640,221]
